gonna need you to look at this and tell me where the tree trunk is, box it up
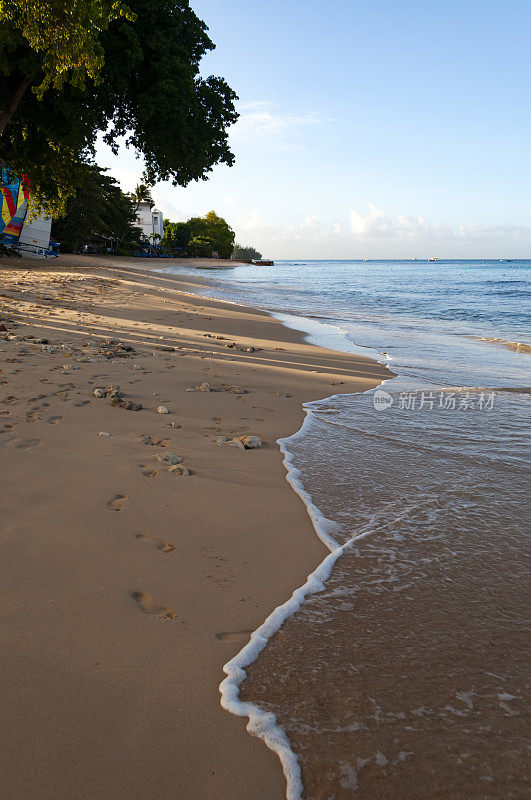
[0,75,33,135]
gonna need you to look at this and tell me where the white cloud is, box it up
[231,204,266,234]
[228,203,531,258]
[346,204,531,244]
[457,222,531,238]
[231,100,328,141]
[349,204,450,240]
[92,127,531,258]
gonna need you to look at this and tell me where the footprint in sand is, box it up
[215,631,252,643]
[46,416,63,424]
[107,494,129,511]
[54,385,76,398]
[131,591,176,620]
[135,534,177,553]
[74,400,90,407]
[139,434,169,447]
[10,438,43,449]
[139,466,157,478]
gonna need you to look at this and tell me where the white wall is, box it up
[135,202,164,241]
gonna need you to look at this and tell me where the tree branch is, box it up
[0,74,33,135]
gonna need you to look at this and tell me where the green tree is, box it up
[188,234,214,257]
[130,183,154,211]
[232,243,262,260]
[187,211,235,258]
[0,0,133,131]
[0,0,238,217]
[163,221,192,250]
[51,164,141,252]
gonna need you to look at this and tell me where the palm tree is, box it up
[130,183,154,212]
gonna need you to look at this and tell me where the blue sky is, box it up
[96,0,531,257]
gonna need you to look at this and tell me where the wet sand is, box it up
[242,504,529,800]
[242,389,529,799]
[0,254,387,800]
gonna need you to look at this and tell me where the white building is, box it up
[135,201,164,242]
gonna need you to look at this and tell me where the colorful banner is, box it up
[1,164,30,244]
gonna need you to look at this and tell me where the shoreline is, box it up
[0,254,388,800]
[220,409,376,800]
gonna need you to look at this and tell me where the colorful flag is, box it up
[1,164,30,244]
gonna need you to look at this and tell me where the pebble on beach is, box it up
[230,435,262,449]
[186,381,211,393]
[167,464,190,476]
[111,397,142,411]
[155,452,182,465]
[217,435,263,449]
[93,385,121,399]
[157,405,169,414]
[187,382,248,394]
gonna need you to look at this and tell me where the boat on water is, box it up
[428,256,439,262]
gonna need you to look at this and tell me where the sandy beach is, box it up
[0,254,388,800]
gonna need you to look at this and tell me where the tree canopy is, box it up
[162,211,235,257]
[163,221,192,250]
[51,164,140,252]
[187,211,235,258]
[188,233,214,257]
[232,243,262,260]
[0,0,238,217]
[0,1,132,112]
[130,183,154,210]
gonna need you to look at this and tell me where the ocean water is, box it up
[164,260,530,798]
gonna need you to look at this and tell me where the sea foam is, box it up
[219,405,379,800]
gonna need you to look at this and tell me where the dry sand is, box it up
[0,254,387,799]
